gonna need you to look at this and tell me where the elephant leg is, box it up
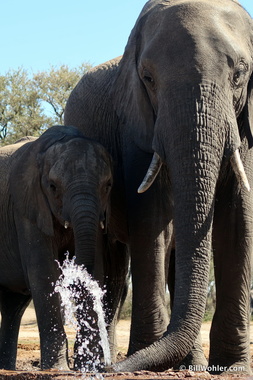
[73,230,106,371]
[211,184,252,375]
[168,250,208,369]
[103,240,130,363]
[175,333,208,370]
[124,150,172,354]
[73,292,103,372]
[73,239,129,371]
[32,287,68,370]
[129,229,171,354]
[15,221,69,370]
[0,291,31,369]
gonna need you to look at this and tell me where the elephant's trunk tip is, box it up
[230,149,250,192]
[138,152,163,193]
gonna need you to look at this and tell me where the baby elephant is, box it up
[0,125,113,370]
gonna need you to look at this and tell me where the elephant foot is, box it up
[174,349,208,371]
[41,359,69,371]
[208,359,252,376]
[174,333,207,371]
[74,358,104,373]
[40,341,69,371]
[73,345,105,373]
[40,351,69,371]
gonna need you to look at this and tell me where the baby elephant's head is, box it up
[41,135,113,235]
[12,125,113,270]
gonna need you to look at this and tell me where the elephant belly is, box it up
[0,268,29,295]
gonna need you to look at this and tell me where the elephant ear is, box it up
[10,125,84,236]
[111,4,157,153]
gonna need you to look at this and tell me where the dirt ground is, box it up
[1,306,253,379]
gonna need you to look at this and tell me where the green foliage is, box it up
[0,63,92,145]
[0,68,48,143]
[33,63,92,125]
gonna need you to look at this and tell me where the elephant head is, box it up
[112,0,253,371]
[10,125,113,272]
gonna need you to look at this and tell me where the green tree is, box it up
[0,68,49,144]
[0,75,10,140]
[33,63,92,124]
[0,62,92,145]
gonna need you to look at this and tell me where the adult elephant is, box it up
[0,125,117,370]
[65,0,253,374]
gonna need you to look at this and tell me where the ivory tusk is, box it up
[138,152,163,193]
[64,221,70,229]
[230,149,250,192]
[100,221,105,230]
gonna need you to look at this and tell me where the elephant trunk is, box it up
[66,186,101,273]
[113,83,241,371]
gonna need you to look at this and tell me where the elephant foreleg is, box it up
[211,179,253,375]
[16,221,69,371]
[31,282,68,370]
[0,291,31,370]
[168,250,208,369]
[73,293,103,372]
[102,240,130,363]
[124,149,172,355]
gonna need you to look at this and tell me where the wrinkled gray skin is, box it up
[65,0,253,374]
[0,125,114,370]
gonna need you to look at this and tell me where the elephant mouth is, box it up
[138,148,250,193]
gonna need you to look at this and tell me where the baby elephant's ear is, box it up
[10,139,54,236]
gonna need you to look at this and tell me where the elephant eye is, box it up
[50,183,57,192]
[142,69,155,86]
[233,62,248,86]
[105,181,112,194]
[233,70,242,84]
[144,74,153,83]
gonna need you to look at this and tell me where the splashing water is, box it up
[54,254,111,373]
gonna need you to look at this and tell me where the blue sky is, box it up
[1,0,253,74]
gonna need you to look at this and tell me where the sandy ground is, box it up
[16,306,130,370]
[1,306,253,379]
[16,307,214,363]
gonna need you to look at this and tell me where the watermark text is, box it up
[179,364,245,372]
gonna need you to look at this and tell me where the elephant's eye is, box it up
[50,183,57,192]
[142,69,155,86]
[105,181,112,194]
[144,74,153,83]
[233,62,248,86]
[233,70,242,84]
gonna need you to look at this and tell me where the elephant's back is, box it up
[0,137,37,199]
[64,57,121,141]
[67,56,121,102]
[0,136,37,160]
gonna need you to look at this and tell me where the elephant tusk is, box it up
[100,221,105,230]
[138,152,163,193]
[230,149,250,192]
[64,221,70,229]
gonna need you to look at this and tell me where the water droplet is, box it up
[54,253,111,372]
